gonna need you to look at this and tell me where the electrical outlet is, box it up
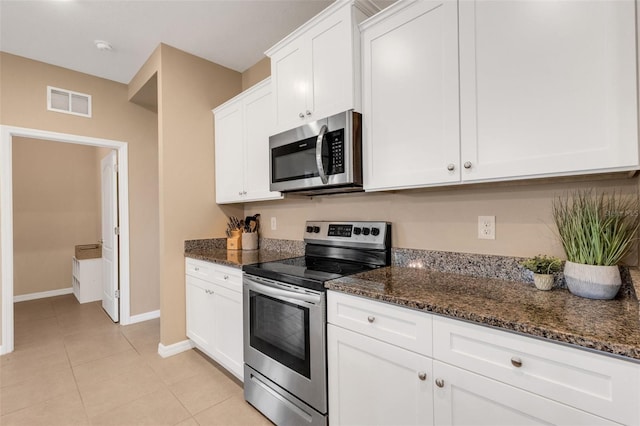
[478,216,495,240]
[271,217,277,231]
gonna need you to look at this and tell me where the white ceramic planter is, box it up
[533,273,554,291]
[563,261,621,300]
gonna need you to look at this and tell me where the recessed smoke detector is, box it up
[94,40,113,51]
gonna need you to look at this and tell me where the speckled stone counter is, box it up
[184,238,303,268]
[325,267,640,362]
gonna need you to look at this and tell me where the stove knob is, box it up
[313,226,321,233]
[371,227,380,236]
[362,228,370,236]
[353,227,362,235]
[306,226,313,233]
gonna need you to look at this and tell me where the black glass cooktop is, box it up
[243,256,380,292]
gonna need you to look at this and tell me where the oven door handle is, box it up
[315,124,329,184]
[246,277,321,305]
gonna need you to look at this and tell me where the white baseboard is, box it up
[158,339,193,358]
[128,309,160,324]
[13,287,73,302]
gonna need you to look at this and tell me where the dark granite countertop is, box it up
[326,267,640,362]
[184,247,300,268]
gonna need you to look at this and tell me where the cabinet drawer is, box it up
[185,258,216,281]
[433,316,640,425]
[211,266,242,293]
[327,291,432,356]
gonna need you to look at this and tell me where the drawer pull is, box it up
[418,372,427,381]
[435,378,445,388]
[194,267,200,272]
[367,316,375,323]
[224,275,229,280]
[511,357,523,368]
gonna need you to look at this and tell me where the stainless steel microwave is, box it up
[269,110,363,195]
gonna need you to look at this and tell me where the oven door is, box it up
[243,274,327,413]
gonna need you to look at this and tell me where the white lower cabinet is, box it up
[432,361,617,426]
[328,324,433,426]
[327,290,640,426]
[185,258,243,381]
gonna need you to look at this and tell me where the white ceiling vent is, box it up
[47,86,92,117]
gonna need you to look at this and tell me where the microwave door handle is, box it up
[315,124,329,184]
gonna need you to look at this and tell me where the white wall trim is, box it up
[14,287,73,303]
[158,340,194,358]
[1,125,133,354]
[128,309,160,324]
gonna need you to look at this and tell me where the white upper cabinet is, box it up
[213,78,282,204]
[361,0,460,191]
[266,0,379,134]
[362,0,639,191]
[459,0,638,182]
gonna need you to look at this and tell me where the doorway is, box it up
[1,125,132,355]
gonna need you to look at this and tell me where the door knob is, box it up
[299,112,305,118]
[435,378,445,388]
[511,357,523,368]
[418,372,427,381]
[367,316,375,323]
[447,164,455,171]
[463,161,472,169]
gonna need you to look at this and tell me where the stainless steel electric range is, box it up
[242,221,392,426]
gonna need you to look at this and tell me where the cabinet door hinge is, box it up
[115,289,120,299]
[114,226,120,235]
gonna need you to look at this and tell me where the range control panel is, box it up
[303,221,390,250]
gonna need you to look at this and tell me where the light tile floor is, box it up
[1,295,273,426]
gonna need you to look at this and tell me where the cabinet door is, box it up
[186,276,215,350]
[307,5,355,123]
[211,284,244,381]
[362,0,460,191]
[433,361,618,426]
[328,324,433,426]
[271,40,310,133]
[243,83,282,202]
[459,0,638,182]
[214,104,244,203]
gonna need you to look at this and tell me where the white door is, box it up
[328,324,433,426]
[101,151,119,322]
[214,104,244,203]
[458,0,638,181]
[362,0,460,191]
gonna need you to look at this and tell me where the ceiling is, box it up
[0,0,387,85]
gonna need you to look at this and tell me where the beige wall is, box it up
[130,44,243,346]
[13,138,101,295]
[241,57,270,91]
[0,52,160,346]
[240,59,640,265]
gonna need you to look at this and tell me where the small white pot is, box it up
[533,273,554,291]
[563,261,621,300]
[242,232,259,251]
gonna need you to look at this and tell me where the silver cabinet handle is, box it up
[243,191,247,195]
[224,275,229,280]
[299,112,305,118]
[435,378,445,388]
[511,357,523,368]
[194,266,200,271]
[447,164,455,171]
[463,161,472,169]
[238,191,243,196]
[418,372,427,381]
[315,124,329,184]
[367,316,375,323]
[306,110,312,116]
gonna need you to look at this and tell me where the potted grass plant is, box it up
[552,190,640,299]
[521,255,562,291]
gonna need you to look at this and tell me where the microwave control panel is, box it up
[326,129,344,175]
